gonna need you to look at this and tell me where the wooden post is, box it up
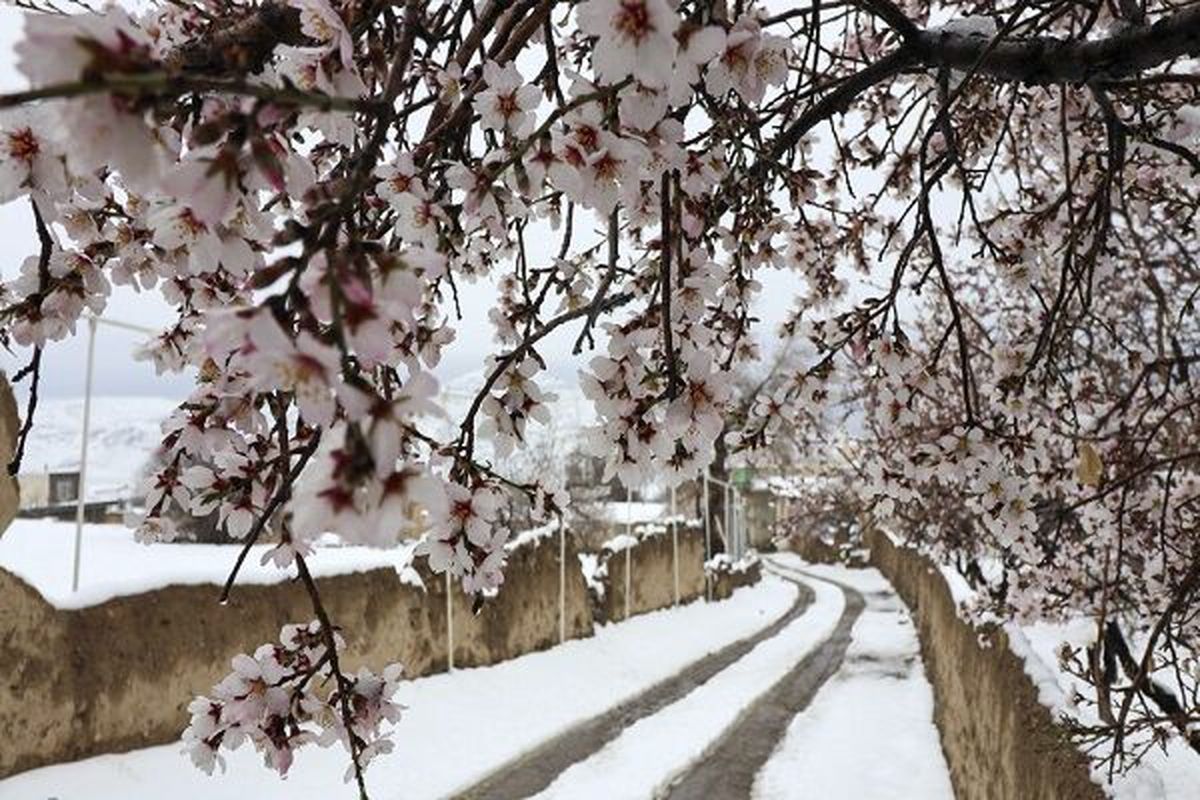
[558,522,566,642]
[445,570,454,671]
[670,485,679,605]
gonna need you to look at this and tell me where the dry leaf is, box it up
[1076,443,1103,487]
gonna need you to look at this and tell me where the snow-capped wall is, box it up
[594,524,718,623]
[864,528,1103,800]
[0,516,746,779]
[0,531,593,779]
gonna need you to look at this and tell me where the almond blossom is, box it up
[705,16,791,104]
[474,61,542,137]
[417,481,508,592]
[0,0,1197,789]
[0,109,65,203]
[576,0,679,88]
[184,622,402,782]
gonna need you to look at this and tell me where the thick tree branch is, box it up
[769,5,1200,167]
[915,6,1200,85]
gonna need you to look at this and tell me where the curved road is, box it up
[456,575,816,799]
[659,561,866,799]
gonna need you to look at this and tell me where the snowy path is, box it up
[661,561,865,799]
[530,569,847,799]
[751,557,955,800]
[523,555,953,800]
[458,578,816,798]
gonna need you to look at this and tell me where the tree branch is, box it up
[915,6,1200,85]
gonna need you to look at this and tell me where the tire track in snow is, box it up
[658,560,866,800]
[455,574,816,800]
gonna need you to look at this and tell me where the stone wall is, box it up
[445,531,593,669]
[866,528,1103,800]
[2,504,752,780]
[709,558,762,600]
[0,532,592,779]
[595,525,764,621]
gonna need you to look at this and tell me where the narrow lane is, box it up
[658,561,865,800]
[456,576,816,799]
[752,564,955,800]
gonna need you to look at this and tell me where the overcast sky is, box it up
[0,6,810,403]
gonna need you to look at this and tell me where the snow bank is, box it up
[601,532,639,553]
[705,549,759,576]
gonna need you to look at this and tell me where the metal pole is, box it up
[736,492,743,558]
[445,570,454,671]
[625,483,633,539]
[734,490,740,558]
[720,484,729,561]
[733,490,740,560]
[734,494,744,556]
[726,485,733,559]
[70,314,154,593]
[558,522,566,643]
[670,485,679,605]
[703,472,711,601]
[71,317,98,593]
[729,487,735,561]
[731,490,737,560]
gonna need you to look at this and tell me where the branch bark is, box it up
[915,6,1200,85]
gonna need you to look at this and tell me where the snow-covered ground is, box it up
[754,560,955,800]
[0,519,422,609]
[535,573,844,799]
[0,576,799,799]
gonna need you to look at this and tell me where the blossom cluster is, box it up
[183,621,403,781]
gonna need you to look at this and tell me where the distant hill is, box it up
[18,374,598,501]
[434,367,595,451]
[19,396,178,501]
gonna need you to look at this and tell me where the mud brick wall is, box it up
[866,529,1102,800]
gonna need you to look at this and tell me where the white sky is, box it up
[0,5,816,401]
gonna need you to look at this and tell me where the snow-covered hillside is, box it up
[16,374,597,502]
[19,396,177,501]
[429,369,597,469]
